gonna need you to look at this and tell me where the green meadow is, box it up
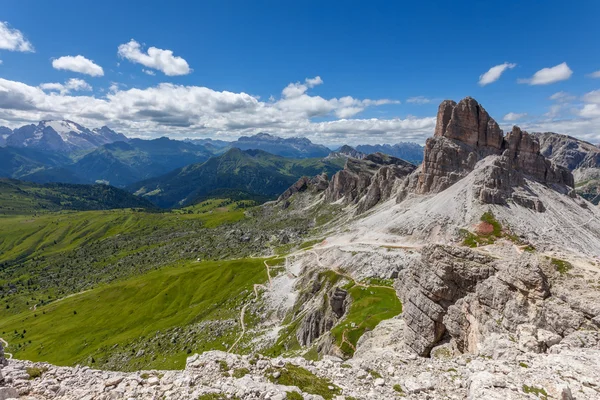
[0,257,268,370]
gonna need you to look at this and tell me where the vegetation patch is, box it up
[231,368,248,379]
[197,394,240,400]
[267,363,341,400]
[26,366,48,379]
[461,211,530,249]
[550,258,573,275]
[393,384,405,394]
[331,283,403,357]
[286,392,304,400]
[522,384,548,399]
[299,238,325,250]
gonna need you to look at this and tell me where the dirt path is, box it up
[231,258,279,352]
[0,337,13,360]
[252,259,275,299]
[340,329,356,353]
[228,303,248,353]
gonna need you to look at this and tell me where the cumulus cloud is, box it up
[0,21,34,52]
[142,69,156,76]
[549,91,576,102]
[518,62,572,85]
[278,76,398,119]
[513,89,600,143]
[406,96,432,105]
[52,55,104,77]
[40,78,92,95]
[478,62,516,86]
[503,112,528,121]
[586,70,600,79]
[118,39,191,76]
[0,76,428,145]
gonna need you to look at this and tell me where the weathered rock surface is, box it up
[397,244,600,358]
[535,132,600,170]
[414,98,574,205]
[324,153,416,212]
[5,342,600,400]
[277,173,329,204]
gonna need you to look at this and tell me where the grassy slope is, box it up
[0,178,155,215]
[0,257,268,370]
[0,200,250,317]
[0,206,245,264]
[330,283,402,357]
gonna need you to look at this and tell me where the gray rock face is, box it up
[277,173,329,205]
[415,98,574,202]
[396,245,496,356]
[397,245,600,357]
[324,153,416,213]
[534,132,600,170]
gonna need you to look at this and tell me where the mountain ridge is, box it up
[129,147,345,208]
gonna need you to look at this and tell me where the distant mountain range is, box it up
[355,143,424,164]
[0,119,429,207]
[25,137,213,187]
[129,148,345,208]
[3,120,127,153]
[326,145,367,160]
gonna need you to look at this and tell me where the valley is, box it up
[0,97,600,400]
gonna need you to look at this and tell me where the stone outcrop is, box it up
[277,173,329,205]
[534,132,600,170]
[396,245,497,356]
[415,98,574,199]
[397,244,600,357]
[324,153,416,213]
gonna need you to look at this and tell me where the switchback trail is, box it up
[232,258,277,352]
[227,303,248,353]
[0,337,13,360]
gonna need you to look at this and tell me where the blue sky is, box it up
[1,0,599,145]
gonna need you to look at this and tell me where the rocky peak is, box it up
[435,97,503,153]
[416,97,573,200]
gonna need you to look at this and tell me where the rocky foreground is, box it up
[1,322,599,400]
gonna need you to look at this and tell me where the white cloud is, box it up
[0,76,426,145]
[118,39,191,76]
[282,76,324,98]
[518,62,572,85]
[586,70,600,78]
[406,96,432,105]
[0,60,3,65]
[582,90,600,104]
[52,55,104,77]
[549,91,575,102]
[278,76,398,119]
[40,78,92,95]
[513,89,600,143]
[503,112,528,121]
[142,69,156,76]
[478,62,516,86]
[0,21,34,52]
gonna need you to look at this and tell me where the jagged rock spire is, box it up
[416,97,573,198]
